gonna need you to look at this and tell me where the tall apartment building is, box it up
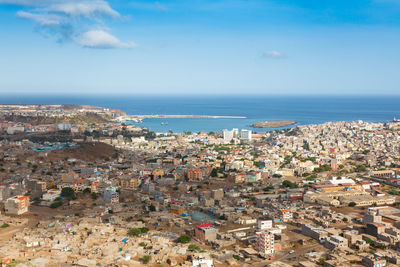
[5,195,30,215]
[223,129,234,141]
[255,231,274,255]
[240,129,252,141]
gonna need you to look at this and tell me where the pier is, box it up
[115,114,247,122]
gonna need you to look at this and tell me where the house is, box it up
[42,189,61,202]
[195,224,218,243]
[103,186,119,204]
[5,195,30,215]
[324,235,348,250]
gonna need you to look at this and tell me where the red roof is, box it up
[196,223,213,228]
[369,222,385,227]
[372,187,385,195]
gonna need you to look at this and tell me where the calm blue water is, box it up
[2,94,400,133]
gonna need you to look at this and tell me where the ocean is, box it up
[2,94,400,133]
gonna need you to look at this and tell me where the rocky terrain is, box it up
[252,120,296,128]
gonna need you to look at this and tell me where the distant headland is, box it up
[252,120,296,128]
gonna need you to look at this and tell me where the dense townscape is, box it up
[2,105,400,267]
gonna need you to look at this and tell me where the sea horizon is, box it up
[2,94,400,133]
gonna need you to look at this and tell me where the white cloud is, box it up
[263,50,285,59]
[1,0,134,49]
[0,0,60,6]
[17,10,61,25]
[154,1,168,11]
[76,30,136,49]
[47,1,120,18]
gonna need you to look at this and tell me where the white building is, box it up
[255,231,274,255]
[223,129,234,141]
[326,176,355,185]
[42,189,61,202]
[240,129,252,141]
[258,219,273,230]
[192,256,214,267]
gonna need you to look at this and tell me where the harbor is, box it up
[115,114,247,123]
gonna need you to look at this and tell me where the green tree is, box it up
[128,228,142,236]
[140,227,149,233]
[177,235,191,243]
[210,168,218,177]
[355,165,367,172]
[61,187,75,198]
[282,180,298,189]
[83,188,91,194]
[348,202,356,207]
[149,205,156,212]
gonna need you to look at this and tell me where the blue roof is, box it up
[122,238,130,243]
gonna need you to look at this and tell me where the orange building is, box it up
[5,195,30,215]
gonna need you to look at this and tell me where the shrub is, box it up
[188,244,200,251]
[0,223,10,228]
[50,201,63,209]
[141,255,151,264]
[364,237,374,244]
[232,254,241,261]
[263,186,274,192]
[348,202,356,207]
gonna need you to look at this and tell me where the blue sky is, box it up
[0,0,400,95]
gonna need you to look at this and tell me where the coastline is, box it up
[1,95,400,133]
